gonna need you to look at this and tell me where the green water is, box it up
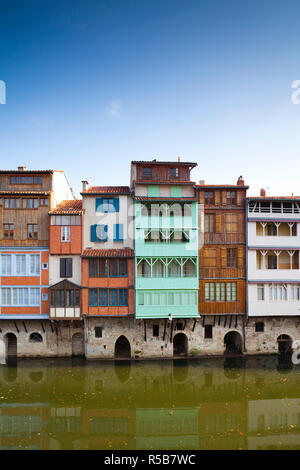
[0,356,300,450]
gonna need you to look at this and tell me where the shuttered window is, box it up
[60,258,73,277]
[90,224,108,242]
[113,224,124,241]
[95,198,119,213]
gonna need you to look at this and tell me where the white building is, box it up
[248,194,300,318]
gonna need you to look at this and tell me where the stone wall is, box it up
[85,315,245,359]
[0,320,84,358]
[245,316,300,354]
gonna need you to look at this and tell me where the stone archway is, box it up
[5,333,17,358]
[173,332,188,357]
[72,333,85,356]
[114,336,131,359]
[277,334,292,354]
[224,331,243,354]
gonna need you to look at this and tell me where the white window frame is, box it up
[61,226,71,242]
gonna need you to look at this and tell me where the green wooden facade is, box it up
[134,196,199,319]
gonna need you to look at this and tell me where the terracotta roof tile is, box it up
[49,200,83,214]
[82,186,131,195]
[134,196,197,202]
[196,184,249,189]
[81,248,134,258]
[131,161,197,167]
[248,196,300,200]
[0,190,51,195]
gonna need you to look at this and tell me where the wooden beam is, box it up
[229,315,232,329]
[144,320,147,342]
[41,321,45,333]
[192,319,197,332]
[14,321,19,333]
[22,321,27,333]
[163,319,167,341]
[170,320,173,343]
[224,316,227,328]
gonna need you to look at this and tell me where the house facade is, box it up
[196,178,248,353]
[245,192,300,354]
[0,167,74,358]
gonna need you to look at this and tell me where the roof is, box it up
[131,160,197,168]
[49,200,83,214]
[81,186,131,195]
[134,180,195,185]
[0,190,51,195]
[0,170,54,174]
[248,196,300,200]
[196,184,249,189]
[134,196,197,202]
[81,248,134,258]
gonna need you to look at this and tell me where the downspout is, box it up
[244,197,249,353]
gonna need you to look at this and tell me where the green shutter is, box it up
[147,185,159,197]
[170,186,182,197]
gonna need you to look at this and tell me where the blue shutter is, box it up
[91,225,96,242]
[113,198,119,212]
[114,224,124,241]
[103,225,108,241]
[95,198,103,212]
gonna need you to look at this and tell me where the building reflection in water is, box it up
[0,356,299,449]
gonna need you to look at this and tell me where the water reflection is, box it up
[0,356,299,449]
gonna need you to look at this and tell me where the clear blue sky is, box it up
[1,0,300,197]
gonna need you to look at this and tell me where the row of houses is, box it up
[0,159,298,359]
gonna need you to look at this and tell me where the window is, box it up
[16,255,26,275]
[225,214,238,232]
[291,286,300,300]
[227,248,237,267]
[153,325,159,337]
[89,259,107,277]
[255,322,264,332]
[170,168,179,177]
[95,327,103,338]
[27,224,38,239]
[33,176,42,184]
[1,287,40,306]
[50,215,81,225]
[267,255,277,270]
[142,167,152,178]
[61,226,70,242]
[30,254,40,275]
[204,325,213,339]
[40,198,48,206]
[205,282,236,301]
[1,255,12,274]
[257,285,264,301]
[205,214,215,232]
[267,223,277,236]
[205,191,214,205]
[4,199,16,209]
[91,224,108,242]
[227,191,236,205]
[269,284,287,301]
[114,224,124,241]
[60,258,73,277]
[51,288,80,307]
[88,288,128,307]
[29,333,43,343]
[95,198,119,213]
[3,224,14,239]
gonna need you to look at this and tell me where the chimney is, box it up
[178,156,181,162]
[82,180,89,192]
[260,188,266,197]
[18,166,26,171]
[199,179,205,185]
[237,176,245,186]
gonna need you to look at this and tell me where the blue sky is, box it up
[1,0,300,197]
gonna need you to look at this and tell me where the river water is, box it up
[0,355,299,450]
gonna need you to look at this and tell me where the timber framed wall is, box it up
[197,179,248,316]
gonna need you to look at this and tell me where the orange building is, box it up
[0,167,74,356]
[49,200,83,321]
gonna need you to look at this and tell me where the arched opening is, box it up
[72,333,85,356]
[173,333,188,357]
[114,335,131,359]
[29,333,43,343]
[277,334,293,354]
[224,331,243,354]
[5,333,17,358]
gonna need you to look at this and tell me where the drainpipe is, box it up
[244,197,249,352]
